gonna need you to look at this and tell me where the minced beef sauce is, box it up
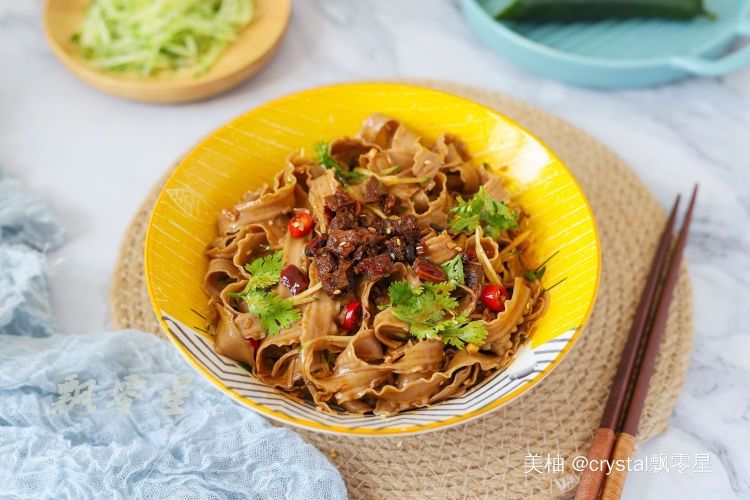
[305,188,422,296]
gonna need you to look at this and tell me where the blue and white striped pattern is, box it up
[161,312,576,435]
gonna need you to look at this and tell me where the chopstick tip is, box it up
[686,184,699,216]
[669,193,681,218]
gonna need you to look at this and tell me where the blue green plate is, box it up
[460,0,750,88]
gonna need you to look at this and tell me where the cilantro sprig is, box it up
[244,252,284,290]
[449,186,519,239]
[387,281,487,349]
[441,254,465,286]
[314,141,365,187]
[240,290,301,337]
[229,251,300,336]
[439,312,488,349]
[524,250,560,282]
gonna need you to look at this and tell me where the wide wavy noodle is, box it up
[203,114,550,416]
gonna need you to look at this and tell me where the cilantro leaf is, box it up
[448,186,519,239]
[448,195,482,234]
[387,281,486,349]
[419,283,458,318]
[410,323,442,341]
[314,140,338,170]
[229,251,300,336]
[524,267,546,282]
[441,254,465,286]
[314,140,365,187]
[242,290,301,336]
[425,281,455,299]
[390,282,456,327]
[244,251,284,290]
[438,312,488,349]
[388,281,414,307]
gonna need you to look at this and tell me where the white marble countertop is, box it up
[2,1,748,498]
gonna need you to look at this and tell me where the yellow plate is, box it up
[145,83,600,435]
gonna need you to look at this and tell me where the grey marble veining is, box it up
[1,1,748,498]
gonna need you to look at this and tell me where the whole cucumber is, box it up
[496,0,707,21]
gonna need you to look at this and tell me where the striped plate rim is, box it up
[158,311,577,436]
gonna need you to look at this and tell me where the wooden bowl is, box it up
[43,0,291,103]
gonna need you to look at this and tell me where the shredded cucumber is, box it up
[74,0,254,76]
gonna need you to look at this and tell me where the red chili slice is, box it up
[245,338,261,350]
[413,257,446,283]
[481,285,509,313]
[280,264,309,295]
[289,211,314,238]
[341,301,362,330]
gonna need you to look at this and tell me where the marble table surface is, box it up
[2,1,748,498]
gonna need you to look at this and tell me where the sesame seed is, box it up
[333,289,342,295]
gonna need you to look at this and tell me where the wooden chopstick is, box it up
[600,185,698,499]
[574,194,681,500]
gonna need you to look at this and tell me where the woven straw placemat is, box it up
[110,81,693,499]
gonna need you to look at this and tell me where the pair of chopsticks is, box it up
[575,185,698,500]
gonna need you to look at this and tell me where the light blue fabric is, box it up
[0,171,347,500]
[0,171,64,338]
[0,170,65,252]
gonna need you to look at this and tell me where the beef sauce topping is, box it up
[308,188,421,295]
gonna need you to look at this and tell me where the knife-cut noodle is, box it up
[202,114,549,416]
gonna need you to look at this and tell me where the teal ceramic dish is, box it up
[460,0,750,88]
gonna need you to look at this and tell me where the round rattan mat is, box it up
[110,81,693,499]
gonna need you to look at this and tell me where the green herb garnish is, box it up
[441,254,465,286]
[388,281,487,349]
[238,290,301,337]
[524,250,560,282]
[314,141,365,187]
[438,312,488,349]
[229,251,300,336]
[449,186,519,239]
[243,251,284,290]
[545,277,568,293]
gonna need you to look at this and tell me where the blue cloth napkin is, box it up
[0,171,347,500]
